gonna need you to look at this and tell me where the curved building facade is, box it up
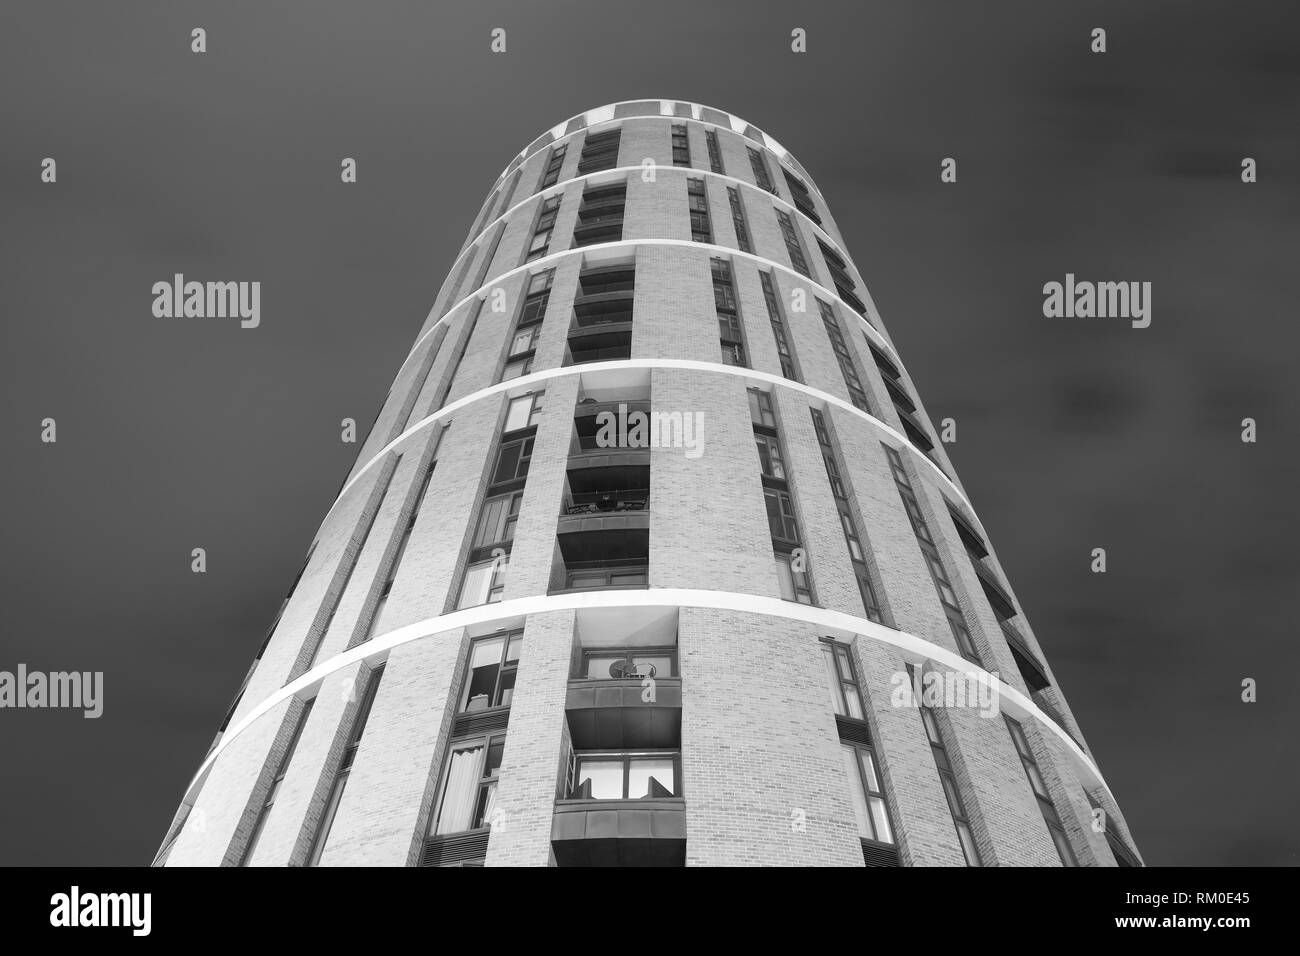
[156,101,1141,867]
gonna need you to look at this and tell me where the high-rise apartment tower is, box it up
[156,101,1141,868]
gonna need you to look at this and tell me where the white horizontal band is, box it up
[324,358,985,545]
[183,588,1111,807]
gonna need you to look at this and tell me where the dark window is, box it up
[705,129,724,173]
[577,127,622,175]
[820,639,866,720]
[1005,715,1078,866]
[539,143,567,189]
[765,487,800,544]
[727,187,752,253]
[818,300,871,413]
[782,169,822,225]
[671,124,690,167]
[884,444,982,664]
[687,178,712,242]
[525,196,561,262]
[748,147,775,193]
[573,182,627,248]
[818,240,866,315]
[491,436,534,487]
[777,210,810,277]
[759,270,799,379]
[711,257,747,367]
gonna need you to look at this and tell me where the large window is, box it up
[748,146,775,192]
[570,751,680,800]
[457,559,506,609]
[884,445,981,664]
[671,124,690,166]
[820,639,865,721]
[430,735,505,835]
[460,632,522,712]
[842,743,894,845]
[500,271,553,382]
[1005,715,1077,866]
[775,552,813,604]
[711,258,747,367]
[776,209,810,277]
[765,488,800,544]
[687,178,712,243]
[705,129,724,173]
[727,187,752,253]
[818,300,872,413]
[759,270,798,379]
[492,435,534,485]
[538,143,567,189]
[577,127,621,175]
[525,196,561,263]
[908,665,982,865]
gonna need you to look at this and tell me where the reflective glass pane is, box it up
[841,746,872,838]
[578,759,624,799]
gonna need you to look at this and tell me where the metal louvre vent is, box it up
[861,839,901,867]
[421,829,490,867]
[452,708,511,738]
[835,715,872,746]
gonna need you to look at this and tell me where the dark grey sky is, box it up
[1,0,1296,866]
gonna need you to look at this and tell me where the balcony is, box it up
[551,798,686,867]
[566,677,682,750]
[564,488,649,516]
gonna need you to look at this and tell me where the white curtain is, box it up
[434,745,483,835]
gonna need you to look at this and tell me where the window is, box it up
[525,196,561,262]
[573,182,627,247]
[748,388,777,428]
[687,178,712,242]
[671,124,690,166]
[775,552,813,603]
[765,488,800,543]
[842,743,894,845]
[705,129,724,173]
[776,210,810,277]
[758,271,799,379]
[755,433,786,480]
[1005,715,1077,866]
[470,491,523,553]
[503,392,543,433]
[577,127,621,175]
[430,735,506,835]
[748,146,775,193]
[710,258,747,368]
[581,647,677,680]
[240,698,315,866]
[458,558,507,608]
[819,300,872,413]
[571,751,679,799]
[727,187,752,253]
[566,565,648,590]
[819,240,866,315]
[307,664,385,866]
[883,444,980,663]
[820,639,865,720]
[500,272,553,382]
[783,169,822,225]
[539,143,567,189]
[811,408,884,623]
[460,632,522,712]
[908,665,982,865]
